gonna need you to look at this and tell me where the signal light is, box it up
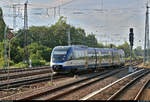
[129,28,134,47]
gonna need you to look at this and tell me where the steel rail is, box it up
[1,68,122,100]
[0,70,109,100]
[0,59,141,74]
[80,69,145,100]
[45,68,143,100]
[0,66,124,90]
[0,65,126,90]
[107,70,150,100]
[35,69,122,100]
[0,73,59,90]
[0,66,50,74]
[0,61,141,100]
[134,79,150,100]
[0,69,51,81]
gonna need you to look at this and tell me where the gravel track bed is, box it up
[0,65,140,100]
[0,66,50,74]
[0,69,51,81]
[0,70,110,100]
[0,75,73,99]
[87,69,146,100]
[0,73,52,85]
[115,73,150,100]
[57,68,133,100]
[139,81,150,100]
[0,81,48,98]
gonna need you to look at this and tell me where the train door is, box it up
[118,52,121,65]
[109,51,112,65]
[94,48,97,68]
[85,50,88,68]
[111,50,114,66]
[98,50,102,69]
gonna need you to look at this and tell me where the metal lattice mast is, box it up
[4,26,8,69]
[144,1,150,64]
[24,1,28,64]
[67,25,71,46]
[12,4,17,31]
[147,4,150,62]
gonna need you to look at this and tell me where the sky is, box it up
[0,0,148,48]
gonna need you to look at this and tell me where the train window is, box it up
[53,50,67,55]
[72,50,86,59]
[67,53,73,60]
[72,50,76,59]
[53,48,69,55]
[80,51,82,58]
[75,50,78,58]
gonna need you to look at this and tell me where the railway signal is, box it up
[129,28,134,48]
[129,28,134,73]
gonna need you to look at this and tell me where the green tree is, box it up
[117,41,130,57]
[0,8,6,42]
[2,16,100,66]
[10,39,24,63]
[134,46,143,56]
[0,41,4,58]
[28,43,52,62]
[105,44,116,48]
[85,33,98,47]
[71,27,87,45]
[97,43,104,48]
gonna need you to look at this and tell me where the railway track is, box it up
[0,68,51,81]
[0,72,69,90]
[107,70,150,100]
[134,79,150,100]
[80,69,149,100]
[0,66,121,90]
[1,65,141,100]
[0,66,50,74]
[0,68,124,100]
[0,60,142,100]
[0,59,141,74]
[0,59,141,82]
[40,68,143,100]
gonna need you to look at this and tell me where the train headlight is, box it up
[53,58,55,61]
[66,61,70,66]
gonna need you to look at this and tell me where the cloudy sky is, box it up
[0,0,148,48]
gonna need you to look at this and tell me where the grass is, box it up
[0,62,51,69]
[137,62,150,69]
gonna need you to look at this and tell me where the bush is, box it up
[125,57,130,61]
[31,59,46,67]
[40,60,46,66]
[0,58,15,68]
[0,57,4,68]
[8,59,15,66]
[14,62,28,68]
[29,53,46,67]
[45,62,50,66]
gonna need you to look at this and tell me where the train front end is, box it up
[50,46,72,73]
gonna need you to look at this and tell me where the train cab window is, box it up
[53,50,67,55]
[53,48,69,55]
[67,53,73,61]
[52,48,69,62]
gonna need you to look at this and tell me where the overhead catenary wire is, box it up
[0,0,146,48]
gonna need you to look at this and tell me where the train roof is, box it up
[53,45,124,53]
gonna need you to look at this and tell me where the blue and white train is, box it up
[50,45,125,73]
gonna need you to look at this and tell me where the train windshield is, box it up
[53,47,69,55]
[53,50,67,55]
[52,47,69,62]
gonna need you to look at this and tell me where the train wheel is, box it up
[70,69,77,75]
